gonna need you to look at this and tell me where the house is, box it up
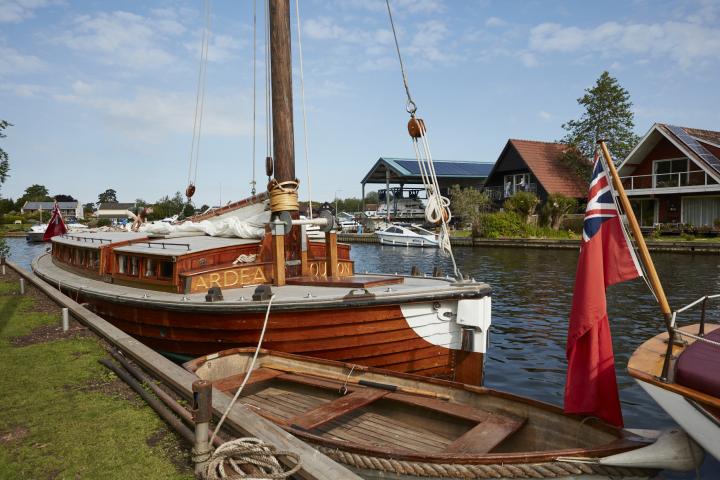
[617,123,720,228]
[95,202,136,222]
[21,201,83,220]
[483,139,587,204]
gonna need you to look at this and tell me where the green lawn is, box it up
[0,274,192,480]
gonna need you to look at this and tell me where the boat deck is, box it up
[33,252,490,307]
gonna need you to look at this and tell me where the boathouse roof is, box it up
[361,157,494,186]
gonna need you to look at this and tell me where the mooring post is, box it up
[192,380,213,478]
[62,308,69,331]
[19,278,25,295]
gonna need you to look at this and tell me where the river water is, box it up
[6,238,719,477]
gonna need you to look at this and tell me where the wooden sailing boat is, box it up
[597,141,720,461]
[32,0,490,384]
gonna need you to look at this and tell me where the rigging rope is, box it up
[385,0,460,278]
[251,0,257,195]
[210,294,276,446]
[264,0,273,171]
[294,0,313,218]
[187,0,212,193]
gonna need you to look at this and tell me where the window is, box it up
[630,199,656,227]
[89,251,99,270]
[118,255,127,274]
[144,258,156,278]
[653,159,688,188]
[682,197,720,227]
[159,261,173,279]
[130,257,139,276]
[503,173,531,197]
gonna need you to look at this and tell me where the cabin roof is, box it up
[113,235,260,257]
[52,231,149,250]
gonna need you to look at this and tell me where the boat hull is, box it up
[377,233,438,248]
[636,380,720,461]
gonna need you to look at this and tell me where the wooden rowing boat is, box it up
[185,348,702,479]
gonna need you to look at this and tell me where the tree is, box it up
[150,192,185,220]
[503,191,539,222]
[448,185,491,232]
[16,184,52,210]
[53,194,77,202]
[97,188,118,204]
[541,193,578,229]
[0,120,11,190]
[561,71,640,173]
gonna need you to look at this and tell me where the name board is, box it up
[308,260,353,277]
[185,265,268,293]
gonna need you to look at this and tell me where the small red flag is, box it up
[564,154,641,427]
[43,202,67,241]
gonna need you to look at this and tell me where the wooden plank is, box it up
[11,260,360,480]
[386,392,501,424]
[272,231,286,286]
[212,368,284,393]
[290,389,388,430]
[285,275,404,288]
[325,231,338,277]
[443,415,526,454]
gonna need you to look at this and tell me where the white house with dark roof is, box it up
[95,202,136,221]
[21,201,83,220]
[617,123,720,228]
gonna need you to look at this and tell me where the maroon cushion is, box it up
[675,327,720,398]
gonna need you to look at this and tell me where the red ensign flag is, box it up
[564,154,641,427]
[43,202,67,241]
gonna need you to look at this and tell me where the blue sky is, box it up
[1,0,719,207]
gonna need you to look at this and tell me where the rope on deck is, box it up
[205,438,301,479]
[316,446,654,478]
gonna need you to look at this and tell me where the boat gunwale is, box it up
[33,253,491,312]
[185,348,650,465]
[628,323,720,410]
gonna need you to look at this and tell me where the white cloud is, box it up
[0,45,46,75]
[329,0,445,14]
[56,10,184,70]
[485,17,507,28]
[0,0,64,23]
[538,110,552,120]
[184,33,243,63]
[517,51,539,67]
[529,20,720,68]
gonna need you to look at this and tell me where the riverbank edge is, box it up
[338,233,720,254]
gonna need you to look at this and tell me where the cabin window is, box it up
[159,261,173,279]
[89,251,99,270]
[130,256,139,276]
[117,255,127,274]
[73,249,82,266]
[144,258,156,278]
[653,158,689,188]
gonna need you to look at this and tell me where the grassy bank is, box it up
[0,269,192,479]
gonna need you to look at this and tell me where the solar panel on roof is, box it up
[666,125,720,174]
[393,160,492,177]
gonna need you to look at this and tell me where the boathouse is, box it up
[483,139,587,204]
[21,201,84,220]
[617,123,720,228]
[360,157,494,212]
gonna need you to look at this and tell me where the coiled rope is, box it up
[316,446,653,479]
[205,438,301,479]
[268,179,299,213]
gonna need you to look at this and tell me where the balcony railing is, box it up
[619,170,718,191]
[484,183,538,201]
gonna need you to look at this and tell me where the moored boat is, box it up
[376,223,439,247]
[184,348,702,479]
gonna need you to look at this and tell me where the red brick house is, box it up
[617,124,720,228]
[483,139,587,203]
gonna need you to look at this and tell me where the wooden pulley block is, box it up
[407,117,426,139]
[185,184,196,199]
[266,156,274,177]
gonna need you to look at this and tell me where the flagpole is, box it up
[598,140,675,380]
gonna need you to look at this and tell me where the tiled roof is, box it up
[682,127,720,147]
[509,139,587,198]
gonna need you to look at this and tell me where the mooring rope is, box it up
[268,179,299,213]
[205,438,301,480]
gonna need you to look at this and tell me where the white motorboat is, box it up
[376,223,439,247]
[26,222,88,242]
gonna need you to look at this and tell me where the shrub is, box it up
[475,211,525,238]
[542,193,578,230]
[0,238,9,260]
[503,191,539,222]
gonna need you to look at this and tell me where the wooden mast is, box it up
[598,141,675,380]
[269,0,295,184]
